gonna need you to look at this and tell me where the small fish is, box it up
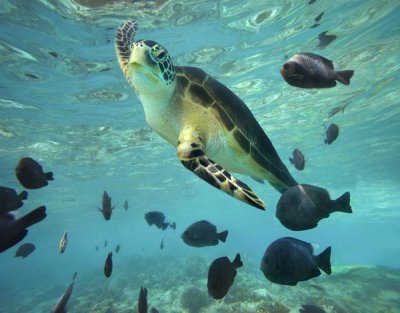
[260,237,331,286]
[207,253,243,299]
[276,184,352,231]
[318,31,337,48]
[116,244,120,253]
[160,239,164,250]
[150,308,160,313]
[170,222,176,230]
[0,186,28,214]
[104,252,113,278]
[324,123,339,144]
[308,0,316,4]
[281,53,354,88]
[328,104,347,118]
[300,304,327,313]
[144,211,174,230]
[95,245,99,251]
[182,220,228,247]
[99,191,114,221]
[289,148,305,171]
[138,287,148,313]
[124,200,128,210]
[0,206,47,253]
[59,231,68,254]
[15,157,54,189]
[104,239,107,247]
[314,12,324,23]
[48,51,58,58]
[51,272,77,313]
[15,243,35,258]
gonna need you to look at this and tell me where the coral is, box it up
[181,286,212,313]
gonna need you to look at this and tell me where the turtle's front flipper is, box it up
[177,127,265,210]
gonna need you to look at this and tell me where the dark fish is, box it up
[0,186,28,214]
[104,252,113,278]
[51,272,77,313]
[170,222,176,230]
[150,308,160,313]
[182,220,228,247]
[281,53,354,88]
[23,73,40,80]
[0,206,47,253]
[308,0,316,4]
[15,157,53,189]
[314,12,324,23]
[15,242,35,258]
[300,304,327,313]
[99,191,114,221]
[289,148,305,171]
[138,287,148,313]
[116,244,120,253]
[318,31,337,48]
[207,253,243,299]
[95,245,99,251]
[124,200,128,210]
[59,231,67,254]
[104,239,107,247]
[276,184,352,231]
[48,51,58,58]
[260,237,331,286]
[324,123,339,144]
[160,239,164,250]
[144,211,174,230]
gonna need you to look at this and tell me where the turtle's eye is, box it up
[154,49,166,61]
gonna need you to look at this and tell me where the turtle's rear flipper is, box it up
[177,127,265,210]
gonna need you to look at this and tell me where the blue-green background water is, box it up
[0,0,399,312]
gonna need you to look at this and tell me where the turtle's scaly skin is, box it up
[115,19,297,210]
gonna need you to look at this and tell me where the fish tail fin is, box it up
[45,171,54,181]
[316,246,332,274]
[336,70,354,85]
[333,191,352,213]
[232,253,243,268]
[218,230,228,243]
[169,222,176,230]
[19,190,28,200]
[19,205,47,228]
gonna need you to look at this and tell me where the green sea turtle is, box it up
[115,19,297,210]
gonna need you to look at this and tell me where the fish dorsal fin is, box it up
[301,52,334,69]
[115,20,138,79]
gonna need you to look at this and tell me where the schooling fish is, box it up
[59,231,68,254]
[276,184,352,231]
[182,220,228,247]
[318,31,337,48]
[124,200,128,210]
[0,205,47,253]
[104,239,107,247]
[207,253,243,299]
[324,123,339,144]
[99,191,114,221]
[15,242,35,258]
[138,287,148,313]
[260,237,331,286]
[160,239,164,250]
[104,252,113,278]
[144,211,174,230]
[115,244,120,253]
[51,272,77,313]
[289,148,305,171]
[15,157,54,189]
[0,186,28,214]
[300,304,327,313]
[281,53,354,88]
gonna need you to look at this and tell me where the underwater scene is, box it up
[0,0,399,312]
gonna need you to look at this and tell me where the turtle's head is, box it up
[128,40,176,97]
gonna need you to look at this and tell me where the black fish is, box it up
[182,220,228,247]
[15,157,53,189]
[144,211,174,230]
[116,244,120,253]
[170,222,176,230]
[207,253,243,299]
[124,200,128,210]
[318,31,337,48]
[104,239,107,247]
[300,304,326,313]
[314,12,324,23]
[138,287,148,313]
[289,148,305,171]
[104,252,113,278]
[150,308,160,313]
[324,123,339,144]
[308,0,316,4]
[260,237,331,286]
[0,186,28,214]
[52,272,77,313]
[0,206,47,253]
[281,53,354,88]
[160,239,164,250]
[276,184,351,231]
[15,242,35,258]
[99,191,114,221]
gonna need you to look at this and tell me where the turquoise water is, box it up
[0,0,399,312]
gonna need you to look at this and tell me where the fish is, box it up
[289,148,305,171]
[15,242,35,258]
[144,211,174,230]
[276,184,352,231]
[160,239,164,250]
[51,272,77,313]
[99,191,114,221]
[0,186,28,214]
[104,252,113,278]
[95,245,99,251]
[314,12,324,22]
[181,220,228,247]
[124,200,128,210]
[300,304,327,313]
[318,31,337,48]
[207,253,243,299]
[308,0,316,4]
[0,205,47,253]
[15,157,54,189]
[324,123,339,144]
[260,237,331,286]
[116,244,120,253]
[138,287,148,313]
[59,231,68,254]
[104,239,107,247]
[170,222,176,230]
[281,53,354,88]
[150,308,160,313]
